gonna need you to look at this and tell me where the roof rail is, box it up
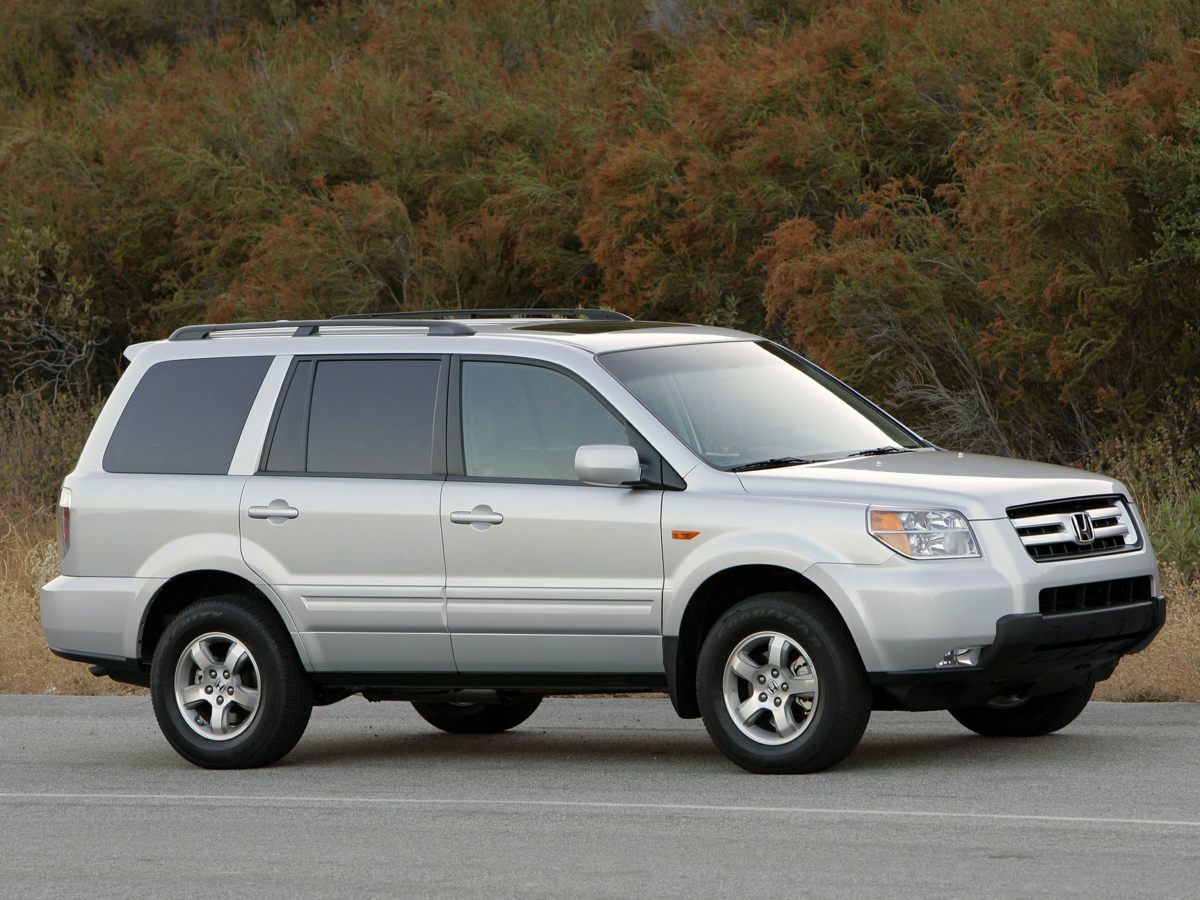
[168,318,475,341]
[333,308,633,321]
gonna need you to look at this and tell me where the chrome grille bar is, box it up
[1008,496,1140,562]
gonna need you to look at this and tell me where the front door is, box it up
[240,355,453,673]
[441,358,664,674]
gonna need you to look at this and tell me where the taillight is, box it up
[57,487,72,560]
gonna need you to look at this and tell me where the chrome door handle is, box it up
[248,502,299,520]
[449,505,504,526]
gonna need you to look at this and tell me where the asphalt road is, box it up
[1,696,1197,898]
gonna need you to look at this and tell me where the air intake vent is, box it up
[1039,575,1153,615]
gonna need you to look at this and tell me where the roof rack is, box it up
[168,318,475,341]
[332,308,633,321]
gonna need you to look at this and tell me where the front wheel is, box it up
[412,695,542,734]
[697,592,871,774]
[150,596,313,768]
[949,682,1094,737]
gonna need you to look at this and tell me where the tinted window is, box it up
[104,356,271,474]
[264,360,312,472]
[304,359,440,475]
[461,361,629,480]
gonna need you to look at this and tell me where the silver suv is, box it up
[40,309,1165,772]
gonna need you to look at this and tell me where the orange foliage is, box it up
[0,0,1198,458]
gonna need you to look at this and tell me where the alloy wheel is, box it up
[173,631,262,741]
[721,630,820,746]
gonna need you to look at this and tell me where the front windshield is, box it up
[600,340,925,470]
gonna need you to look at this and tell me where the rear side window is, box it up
[104,356,271,474]
[265,358,441,476]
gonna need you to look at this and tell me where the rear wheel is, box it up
[949,682,1094,737]
[697,592,871,774]
[412,695,542,734]
[150,595,312,768]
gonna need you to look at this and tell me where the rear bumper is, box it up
[40,574,162,663]
[870,596,1166,711]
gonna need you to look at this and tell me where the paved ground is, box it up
[0,696,1198,898]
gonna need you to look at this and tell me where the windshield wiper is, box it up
[728,457,814,472]
[844,446,912,458]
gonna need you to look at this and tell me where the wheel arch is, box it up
[138,570,307,670]
[665,564,864,719]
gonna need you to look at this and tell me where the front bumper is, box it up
[805,517,1161,672]
[870,596,1166,711]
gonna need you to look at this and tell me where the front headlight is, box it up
[868,508,980,559]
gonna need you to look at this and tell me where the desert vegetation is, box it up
[0,0,1196,697]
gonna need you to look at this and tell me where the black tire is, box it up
[412,695,542,734]
[150,595,313,768]
[697,592,871,774]
[949,682,1094,737]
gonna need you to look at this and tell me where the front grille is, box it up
[1007,495,1140,562]
[1039,575,1154,615]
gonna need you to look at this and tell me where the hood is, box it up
[735,450,1126,520]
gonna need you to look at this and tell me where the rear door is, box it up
[441,357,665,674]
[240,355,453,673]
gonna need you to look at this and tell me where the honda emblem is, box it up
[1071,512,1095,544]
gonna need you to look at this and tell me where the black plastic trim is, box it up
[50,648,150,687]
[1039,574,1153,615]
[869,596,1167,711]
[310,672,668,693]
[662,634,700,718]
[170,318,475,339]
[1006,493,1129,519]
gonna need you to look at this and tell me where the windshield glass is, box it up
[600,341,925,470]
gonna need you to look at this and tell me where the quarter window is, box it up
[460,361,630,481]
[104,356,271,475]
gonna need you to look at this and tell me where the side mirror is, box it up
[574,444,642,487]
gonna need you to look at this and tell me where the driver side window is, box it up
[460,361,630,481]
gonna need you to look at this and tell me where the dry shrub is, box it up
[0,507,140,694]
[1095,566,1200,702]
[0,389,102,510]
[1095,401,1200,582]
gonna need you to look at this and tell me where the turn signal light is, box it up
[867,507,980,559]
[868,510,909,555]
